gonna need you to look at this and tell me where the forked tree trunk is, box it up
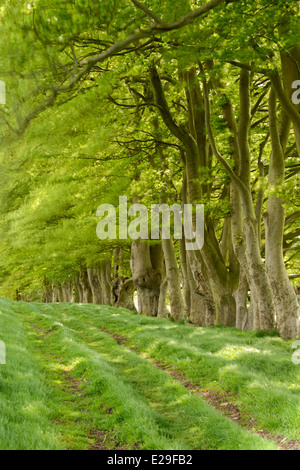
[264,199,299,338]
[263,88,299,339]
[205,68,276,332]
[151,66,237,327]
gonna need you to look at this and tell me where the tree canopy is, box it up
[0,0,299,339]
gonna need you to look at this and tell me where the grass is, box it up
[1,297,299,450]
[43,302,300,441]
[0,298,62,450]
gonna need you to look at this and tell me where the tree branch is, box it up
[12,0,236,134]
[269,70,300,135]
[201,64,245,191]
[131,0,163,24]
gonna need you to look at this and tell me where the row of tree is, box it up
[0,0,299,339]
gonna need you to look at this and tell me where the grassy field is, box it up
[0,297,299,450]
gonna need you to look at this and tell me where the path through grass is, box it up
[1,298,299,450]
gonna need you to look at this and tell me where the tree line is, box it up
[0,0,299,339]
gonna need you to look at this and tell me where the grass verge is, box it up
[50,302,300,443]
[2,297,298,450]
[0,298,62,450]
[15,300,279,450]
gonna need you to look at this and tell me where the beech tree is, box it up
[0,0,299,339]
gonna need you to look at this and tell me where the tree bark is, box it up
[157,277,168,318]
[87,268,102,304]
[98,260,112,305]
[234,271,250,330]
[264,88,300,339]
[112,277,136,311]
[162,236,184,321]
[75,277,83,303]
[203,66,276,331]
[280,46,300,155]
[179,236,194,321]
[131,240,164,317]
[78,268,92,303]
[151,66,237,327]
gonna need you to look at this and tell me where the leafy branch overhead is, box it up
[0,0,299,342]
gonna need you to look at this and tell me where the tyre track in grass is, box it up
[62,303,300,451]
[16,302,192,450]
[26,320,131,450]
[32,303,280,450]
[46,306,295,451]
[98,325,300,451]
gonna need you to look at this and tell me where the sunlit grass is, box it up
[51,302,300,441]
[15,301,279,449]
[1,297,299,450]
[0,298,62,450]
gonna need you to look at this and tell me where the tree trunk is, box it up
[264,199,299,338]
[242,213,276,331]
[206,68,275,332]
[87,268,102,304]
[79,268,92,303]
[186,252,208,326]
[75,277,83,303]
[157,278,168,318]
[112,277,136,311]
[234,271,250,330]
[162,236,184,321]
[44,284,53,303]
[179,237,191,318]
[98,260,112,305]
[62,285,69,302]
[55,286,63,303]
[151,66,237,327]
[280,46,300,155]
[263,88,299,339]
[131,240,164,317]
[68,282,74,302]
